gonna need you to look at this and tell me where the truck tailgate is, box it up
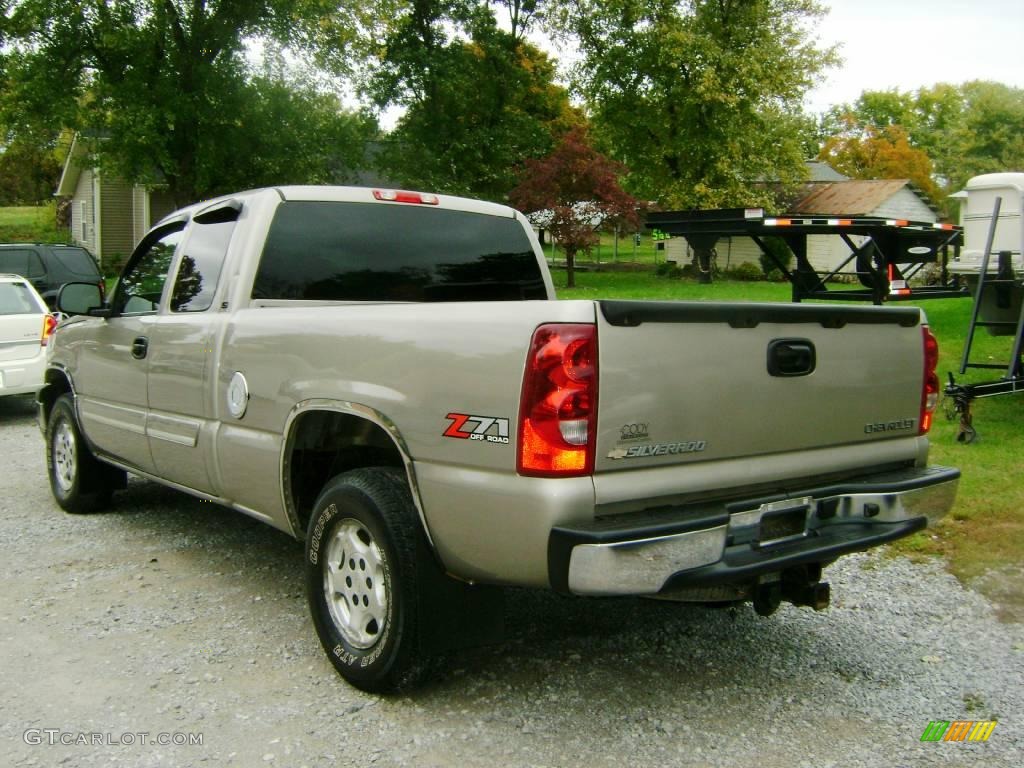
[594,301,926,476]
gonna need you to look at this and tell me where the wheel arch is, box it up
[280,399,435,549]
[38,366,75,427]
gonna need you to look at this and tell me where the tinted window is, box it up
[0,282,44,315]
[51,247,101,278]
[253,202,546,302]
[0,249,29,275]
[113,228,183,314]
[27,252,47,278]
[171,220,235,312]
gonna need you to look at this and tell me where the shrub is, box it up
[758,236,793,280]
[655,261,685,279]
[724,262,764,281]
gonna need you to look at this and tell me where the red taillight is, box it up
[920,325,939,434]
[518,324,598,477]
[372,189,440,205]
[41,314,57,346]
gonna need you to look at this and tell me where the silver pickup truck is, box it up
[40,186,959,691]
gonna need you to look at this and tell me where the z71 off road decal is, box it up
[443,413,510,444]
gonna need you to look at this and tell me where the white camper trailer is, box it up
[949,173,1024,336]
[951,172,1024,275]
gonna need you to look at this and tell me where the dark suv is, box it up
[0,243,104,309]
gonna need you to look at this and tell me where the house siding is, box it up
[100,176,135,271]
[130,187,180,246]
[70,169,98,256]
[132,186,149,245]
[149,190,178,226]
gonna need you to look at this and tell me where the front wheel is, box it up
[46,394,123,514]
[305,467,430,693]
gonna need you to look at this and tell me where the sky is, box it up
[804,0,1024,113]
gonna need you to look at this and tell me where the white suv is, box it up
[0,274,54,397]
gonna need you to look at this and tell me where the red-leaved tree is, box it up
[510,127,640,288]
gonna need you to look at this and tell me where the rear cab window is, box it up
[0,281,45,315]
[252,202,547,302]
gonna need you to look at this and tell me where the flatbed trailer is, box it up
[647,207,965,305]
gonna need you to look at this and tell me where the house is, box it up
[665,162,941,274]
[55,134,177,271]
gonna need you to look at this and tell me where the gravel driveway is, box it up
[2,394,1021,767]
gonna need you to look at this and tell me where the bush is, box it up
[723,262,764,281]
[655,261,685,279]
[758,236,793,280]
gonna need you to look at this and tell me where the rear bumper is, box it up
[0,351,45,397]
[548,465,959,596]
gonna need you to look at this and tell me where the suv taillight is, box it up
[517,324,597,477]
[920,325,939,434]
[41,314,57,346]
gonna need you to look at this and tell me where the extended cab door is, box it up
[145,201,239,493]
[73,224,185,473]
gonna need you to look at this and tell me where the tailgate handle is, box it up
[768,339,815,377]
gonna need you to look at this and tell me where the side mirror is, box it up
[57,282,106,316]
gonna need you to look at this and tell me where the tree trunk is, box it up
[694,245,714,284]
[565,248,577,288]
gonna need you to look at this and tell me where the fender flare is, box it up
[279,398,436,549]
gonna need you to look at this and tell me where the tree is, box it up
[0,135,63,204]
[818,117,941,204]
[366,0,577,200]
[554,0,837,208]
[956,81,1024,184]
[0,1,367,206]
[821,82,1024,197]
[492,0,542,39]
[510,127,639,288]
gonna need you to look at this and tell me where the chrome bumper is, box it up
[550,465,959,597]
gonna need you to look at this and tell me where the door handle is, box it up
[131,336,149,360]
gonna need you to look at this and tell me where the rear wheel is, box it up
[46,394,122,513]
[305,467,430,692]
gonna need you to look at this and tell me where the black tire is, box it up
[46,394,122,513]
[305,467,431,693]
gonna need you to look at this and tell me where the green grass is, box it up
[0,204,71,243]
[541,232,671,267]
[558,269,791,301]
[556,268,1024,591]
